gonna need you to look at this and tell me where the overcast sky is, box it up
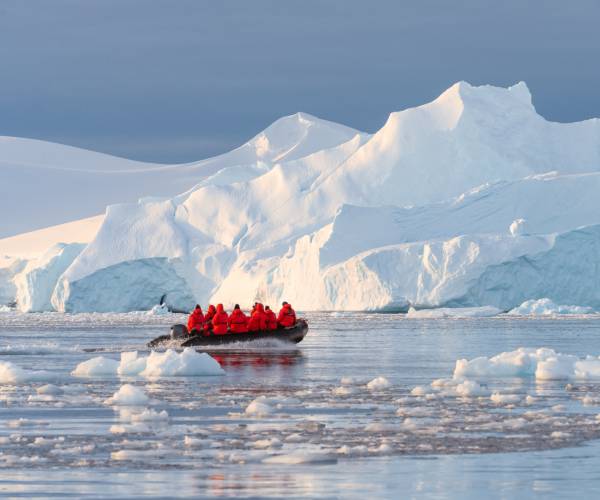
[1,0,599,163]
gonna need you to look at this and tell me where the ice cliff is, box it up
[4,81,600,312]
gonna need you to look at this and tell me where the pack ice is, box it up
[4,81,600,312]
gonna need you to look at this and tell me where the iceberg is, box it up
[5,81,600,312]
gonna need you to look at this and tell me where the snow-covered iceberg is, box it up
[5,81,600,312]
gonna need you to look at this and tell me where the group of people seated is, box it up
[187,301,297,335]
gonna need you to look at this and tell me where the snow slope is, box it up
[0,113,363,238]
[6,81,600,312]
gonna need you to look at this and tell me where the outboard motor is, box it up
[170,324,188,339]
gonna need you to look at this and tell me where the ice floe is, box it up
[104,385,149,406]
[72,348,224,378]
[509,298,594,316]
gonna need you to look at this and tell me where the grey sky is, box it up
[1,0,599,163]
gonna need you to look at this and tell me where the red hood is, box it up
[256,304,265,313]
[216,304,225,313]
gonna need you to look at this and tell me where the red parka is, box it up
[228,308,249,333]
[248,303,267,332]
[277,303,296,328]
[265,307,278,330]
[187,307,205,333]
[205,305,216,322]
[204,304,216,332]
[212,304,229,335]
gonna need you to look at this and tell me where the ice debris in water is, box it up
[0,361,55,384]
[367,377,391,391]
[119,407,168,422]
[36,384,63,395]
[452,347,600,381]
[104,385,149,406]
[245,397,274,416]
[509,298,594,316]
[72,348,224,378]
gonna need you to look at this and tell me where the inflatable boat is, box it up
[147,319,308,348]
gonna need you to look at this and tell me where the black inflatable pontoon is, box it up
[147,319,308,348]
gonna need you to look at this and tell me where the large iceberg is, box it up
[4,81,600,312]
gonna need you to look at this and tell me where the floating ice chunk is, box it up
[509,298,593,316]
[140,349,224,377]
[109,423,150,434]
[245,396,273,416]
[284,433,304,443]
[104,384,149,406]
[525,395,536,405]
[454,348,554,379]
[372,442,393,454]
[36,384,63,395]
[117,352,147,376]
[27,394,55,403]
[110,448,159,460]
[50,444,95,455]
[119,407,169,422]
[453,347,600,381]
[431,378,456,388]
[364,422,401,433]
[367,377,391,391]
[582,394,600,406]
[551,431,570,439]
[535,356,578,380]
[411,386,428,396]
[7,419,29,428]
[72,348,224,378]
[0,361,54,384]
[490,392,522,404]
[455,380,489,397]
[32,436,64,446]
[252,438,282,449]
[332,386,356,396]
[337,445,368,456]
[340,376,357,386]
[71,356,120,377]
[184,436,210,448]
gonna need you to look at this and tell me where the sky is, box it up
[1,0,600,163]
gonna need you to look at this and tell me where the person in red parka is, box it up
[277,301,296,328]
[228,304,249,333]
[212,304,229,335]
[204,304,217,333]
[187,305,205,334]
[248,303,267,332]
[264,305,278,330]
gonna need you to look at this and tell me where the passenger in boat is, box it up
[277,301,296,328]
[228,304,249,333]
[205,304,216,322]
[187,305,205,334]
[203,304,217,333]
[248,303,267,332]
[212,303,229,335]
[264,306,278,330]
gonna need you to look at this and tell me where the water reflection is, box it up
[206,350,305,369]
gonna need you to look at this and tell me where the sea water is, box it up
[2,311,600,498]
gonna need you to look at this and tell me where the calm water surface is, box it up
[1,312,600,499]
